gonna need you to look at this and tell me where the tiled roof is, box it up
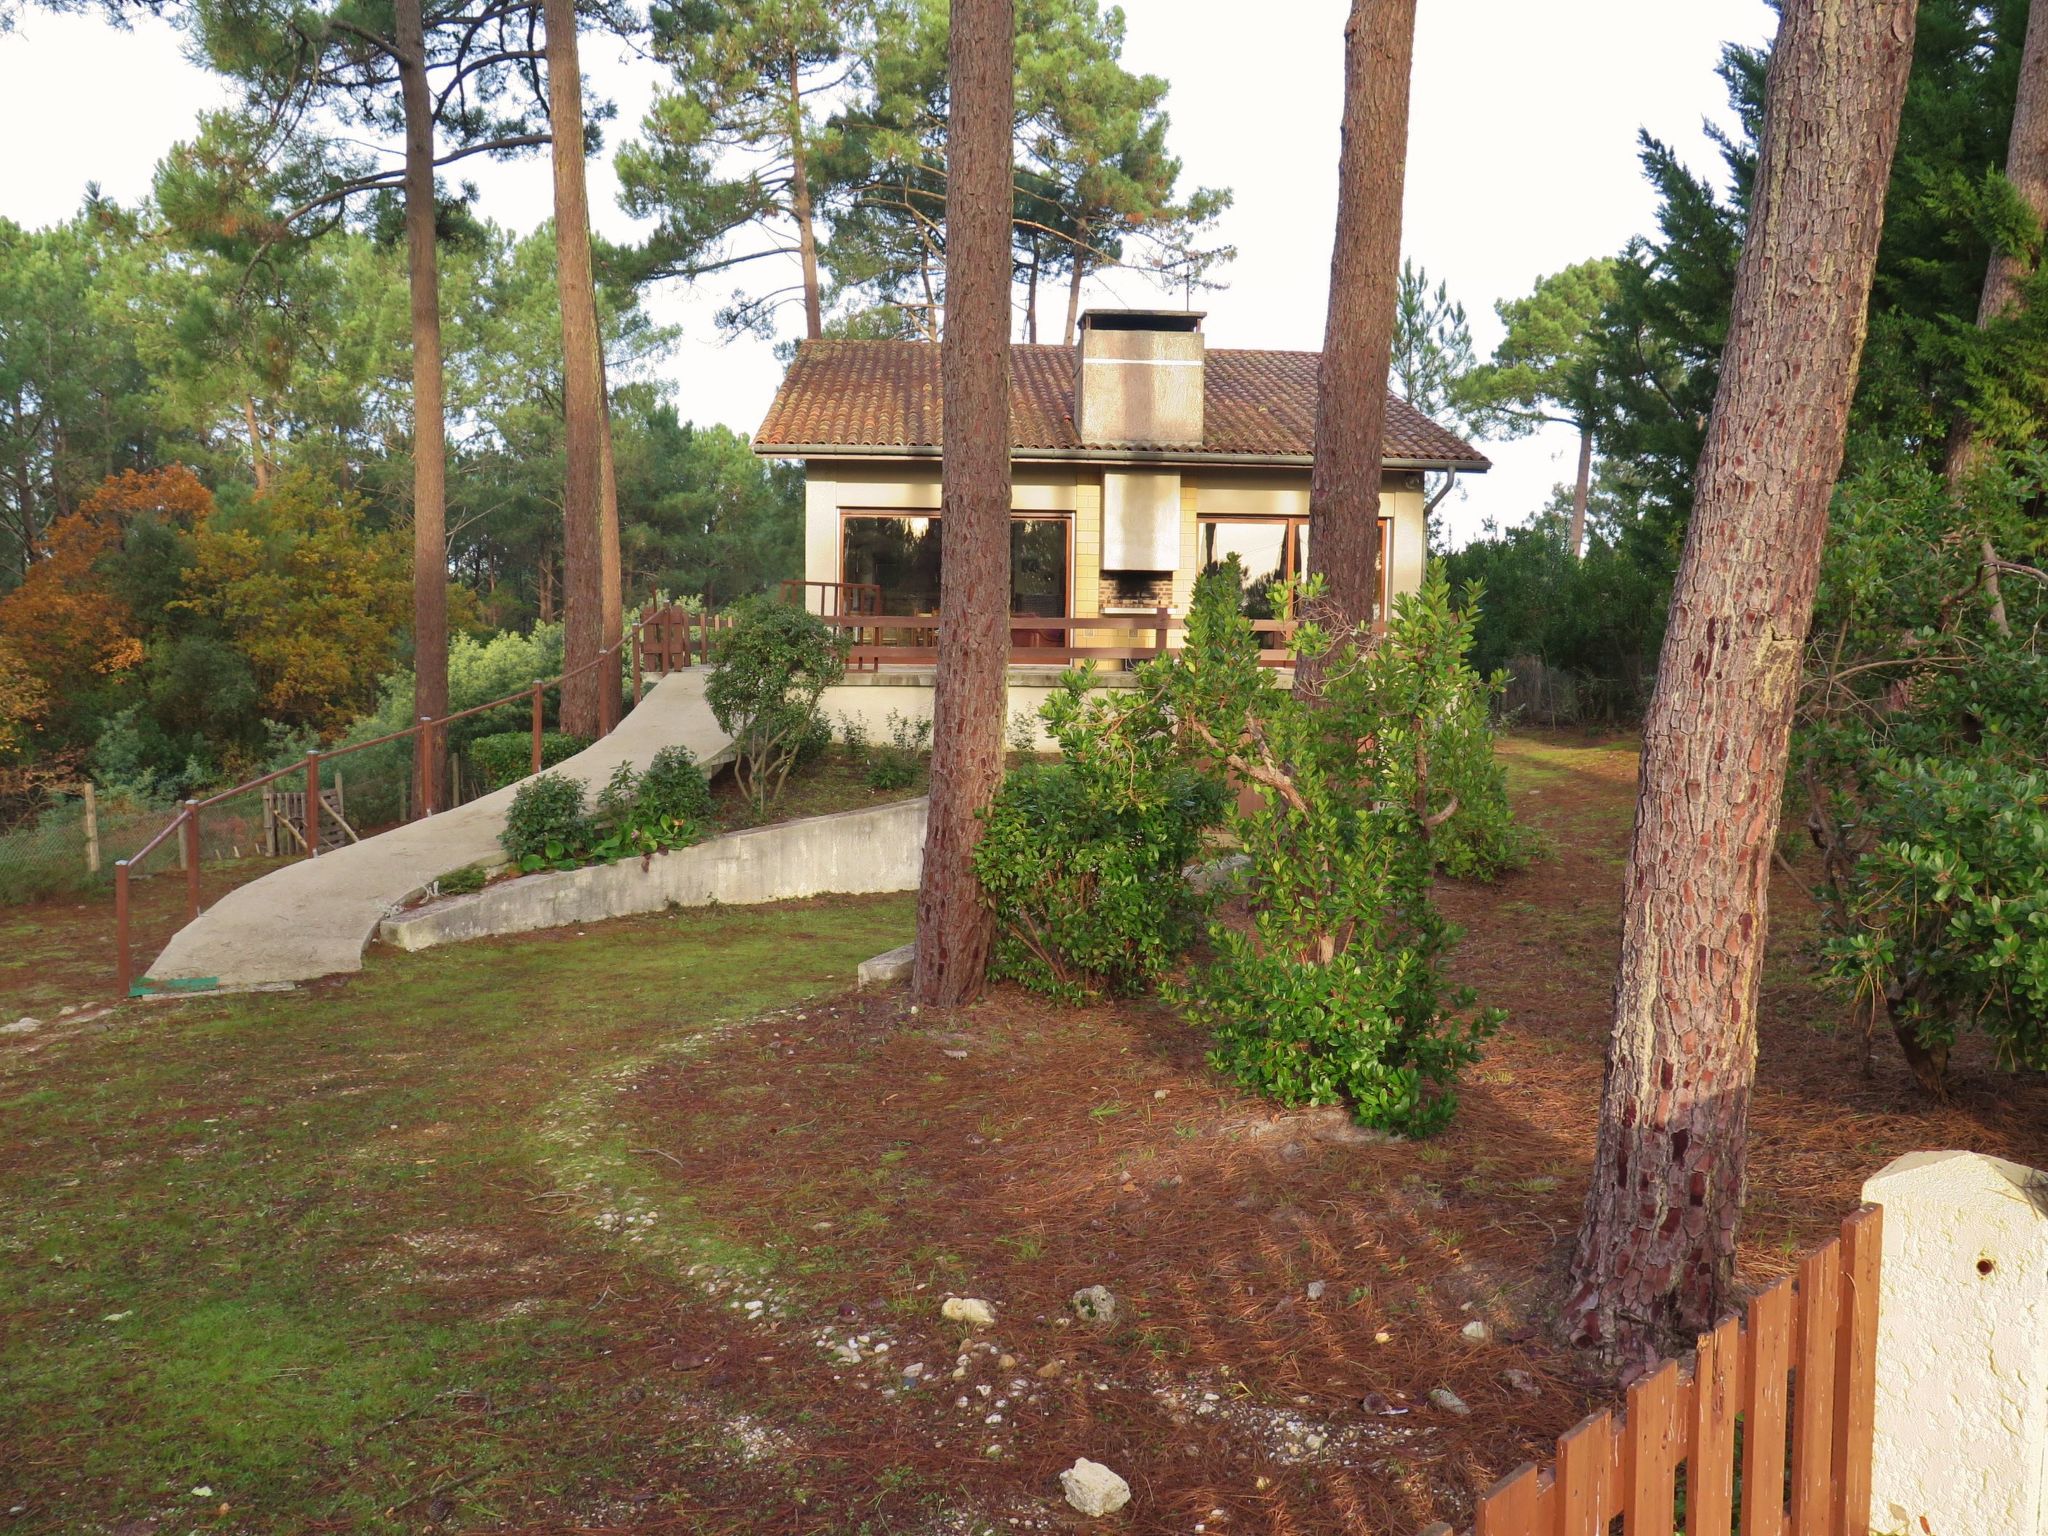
[753,339,1490,469]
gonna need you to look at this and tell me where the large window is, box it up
[840,513,1070,619]
[1198,516,1391,618]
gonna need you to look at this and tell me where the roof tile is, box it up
[754,339,1489,468]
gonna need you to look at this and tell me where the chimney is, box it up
[1073,309,1205,449]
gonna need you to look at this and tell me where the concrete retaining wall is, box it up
[820,669,1139,753]
[378,796,927,953]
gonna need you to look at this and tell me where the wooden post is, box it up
[305,753,321,857]
[1153,604,1170,660]
[81,782,100,875]
[114,860,132,996]
[632,624,644,705]
[261,785,276,858]
[182,802,201,921]
[416,717,433,817]
[530,682,544,775]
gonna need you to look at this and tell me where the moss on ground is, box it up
[0,894,912,1533]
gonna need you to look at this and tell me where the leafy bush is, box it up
[974,674,1224,1002]
[1325,567,1540,881]
[638,744,714,828]
[1823,758,2048,1083]
[1796,454,2048,1091]
[1158,559,1506,1135]
[500,773,591,871]
[705,598,848,815]
[467,730,589,792]
[867,710,932,791]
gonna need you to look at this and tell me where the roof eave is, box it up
[750,441,1492,476]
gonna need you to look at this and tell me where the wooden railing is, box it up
[111,601,724,997]
[1424,1207,1883,1536]
[805,608,1300,670]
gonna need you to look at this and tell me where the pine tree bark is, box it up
[1941,0,2047,638]
[397,0,450,801]
[547,0,609,738]
[598,345,623,713]
[786,50,825,340]
[1565,0,1916,1360]
[1569,421,1593,557]
[1062,252,1084,347]
[1298,0,1413,697]
[912,0,1013,1008]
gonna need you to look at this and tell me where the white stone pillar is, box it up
[1861,1150,2048,1536]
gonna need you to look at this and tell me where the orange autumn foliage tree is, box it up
[0,466,215,741]
[0,636,48,759]
[177,471,410,731]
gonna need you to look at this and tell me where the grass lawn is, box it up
[3,731,2045,1535]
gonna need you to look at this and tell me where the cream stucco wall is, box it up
[798,456,1429,624]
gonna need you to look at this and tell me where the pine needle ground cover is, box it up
[2,736,2044,1535]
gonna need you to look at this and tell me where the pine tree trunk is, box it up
[913,0,1013,1009]
[1569,422,1593,557]
[1062,252,1084,347]
[244,397,269,492]
[787,50,824,340]
[1025,236,1040,343]
[547,0,608,739]
[1941,0,2046,638]
[396,0,449,801]
[1565,0,1916,1361]
[598,344,623,712]
[1298,0,1414,697]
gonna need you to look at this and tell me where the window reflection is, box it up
[840,514,1069,620]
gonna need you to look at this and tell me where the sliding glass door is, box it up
[839,513,1071,622]
[1197,516,1391,617]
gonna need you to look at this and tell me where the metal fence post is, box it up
[416,717,434,817]
[182,801,201,920]
[305,753,321,857]
[114,860,132,996]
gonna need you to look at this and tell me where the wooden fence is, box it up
[1425,1206,1882,1536]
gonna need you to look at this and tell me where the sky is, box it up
[0,0,1775,546]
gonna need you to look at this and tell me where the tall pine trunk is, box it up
[1565,0,1916,1361]
[598,346,622,694]
[1062,252,1083,346]
[912,0,1013,1008]
[1298,0,1414,697]
[396,0,449,801]
[1941,0,2047,638]
[1569,421,1593,557]
[787,51,824,340]
[547,0,610,738]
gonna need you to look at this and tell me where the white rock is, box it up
[942,1296,997,1329]
[1430,1387,1472,1416]
[1306,1280,1327,1301]
[1071,1285,1118,1326]
[857,943,916,988]
[3,1017,40,1034]
[1060,1458,1132,1517]
[1460,1319,1490,1342]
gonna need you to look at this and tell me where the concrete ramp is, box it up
[143,671,731,993]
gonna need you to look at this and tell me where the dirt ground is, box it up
[4,732,2045,1535]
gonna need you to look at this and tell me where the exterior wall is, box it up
[798,455,1430,620]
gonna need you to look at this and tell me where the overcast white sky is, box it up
[0,0,1774,545]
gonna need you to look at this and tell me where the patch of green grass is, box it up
[0,894,912,1533]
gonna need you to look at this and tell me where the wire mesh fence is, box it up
[0,786,189,904]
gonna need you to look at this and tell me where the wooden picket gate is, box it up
[1425,1206,1882,1536]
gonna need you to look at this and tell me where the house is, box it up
[751,308,1489,655]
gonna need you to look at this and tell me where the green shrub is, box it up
[974,675,1224,1002]
[467,730,589,792]
[867,710,931,791]
[638,745,714,828]
[437,864,489,895]
[500,773,591,871]
[1158,559,1505,1136]
[705,598,848,815]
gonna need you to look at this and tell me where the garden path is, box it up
[141,671,732,993]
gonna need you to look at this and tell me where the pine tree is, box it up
[1300,0,1414,689]
[1470,258,1621,556]
[913,0,1011,1007]
[1566,0,1916,1361]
